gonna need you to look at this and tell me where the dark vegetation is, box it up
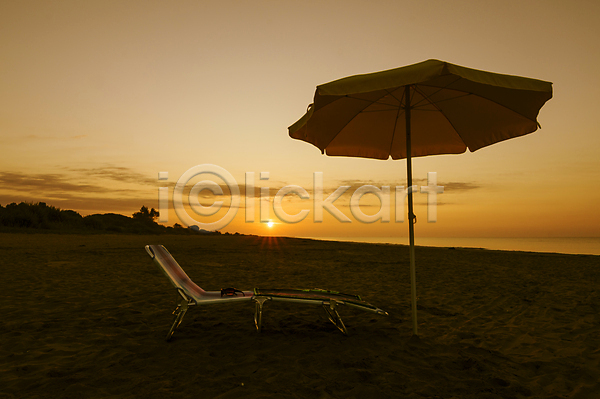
[0,202,221,235]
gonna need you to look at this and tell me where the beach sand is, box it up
[1,233,599,398]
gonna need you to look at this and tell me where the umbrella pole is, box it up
[405,85,418,336]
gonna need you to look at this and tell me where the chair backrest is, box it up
[145,245,205,299]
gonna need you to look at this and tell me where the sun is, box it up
[267,221,274,228]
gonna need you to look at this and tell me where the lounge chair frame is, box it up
[146,245,387,340]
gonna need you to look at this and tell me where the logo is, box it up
[158,164,443,230]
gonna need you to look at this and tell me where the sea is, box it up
[310,237,600,256]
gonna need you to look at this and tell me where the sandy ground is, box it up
[1,233,599,398]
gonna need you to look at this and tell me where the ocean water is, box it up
[313,237,600,256]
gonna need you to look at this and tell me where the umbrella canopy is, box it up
[290,59,552,159]
[289,59,552,335]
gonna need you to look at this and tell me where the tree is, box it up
[133,206,159,222]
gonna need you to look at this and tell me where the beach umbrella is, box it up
[288,59,552,335]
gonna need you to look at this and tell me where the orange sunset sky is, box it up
[1,1,599,239]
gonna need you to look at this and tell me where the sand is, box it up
[1,233,599,398]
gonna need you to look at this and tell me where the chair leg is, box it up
[254,297,269,332]
[166,295,190,341]
[323,301,348,336]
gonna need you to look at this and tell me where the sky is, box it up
[1,0,599,239]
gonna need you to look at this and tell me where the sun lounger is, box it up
[146,244,388,340]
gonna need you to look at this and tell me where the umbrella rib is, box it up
[385,87,407,156]
[412,91,472,109]
[361,108,403,113]
[335,88,404,111]
[361,89,406,112]
[411,84,541,148]
[385,88,406,107]
[387,103,405,157]
[413,82,543,126]
[344,94,400,108]
[412,85,481,113]
[410,76,463,108]
[412,85,445,113]
[412,85,468,145]
[319,91,402,153]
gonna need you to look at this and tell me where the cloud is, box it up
[441,181,480,191]
[0,171,110,193]
[0,168,251,213]
[64,166,157,186]
[336,178,480,192]
[0,169,155,212]
[0,167,478,218]
[336,179,398,190]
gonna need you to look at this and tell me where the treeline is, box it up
[0,202,220,235]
